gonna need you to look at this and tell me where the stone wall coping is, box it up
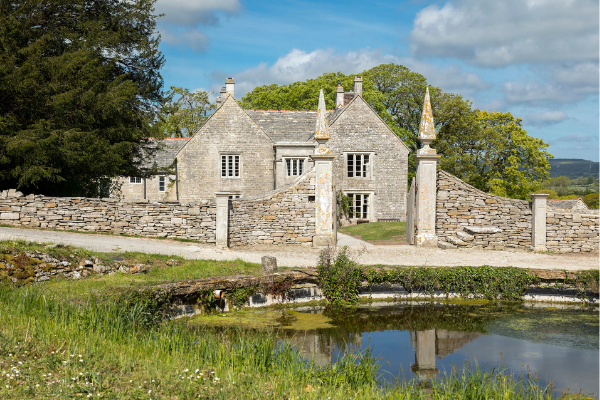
[438,170,529,206]
[231,167,315,202]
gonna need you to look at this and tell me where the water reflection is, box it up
[280,302,599,397]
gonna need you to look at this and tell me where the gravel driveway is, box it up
[0,227,597,271]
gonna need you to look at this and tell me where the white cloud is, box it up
[410,0,599,66]
[156,0,241,51]
[502,61,599,105]
[160,27,209,52]
[526,111,568,126]
[215,48,489,98]
[155,0,240,26]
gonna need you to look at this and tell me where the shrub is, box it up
[317,246,362,305]
[582,192,599,209]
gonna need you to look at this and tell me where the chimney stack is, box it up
[336,84,344,108]
[225,77,234,98]
[354,76,363,97]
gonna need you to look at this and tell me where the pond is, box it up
[277,301,599,398]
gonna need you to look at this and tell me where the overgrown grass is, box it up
[0,240,262,299]
[0,284,558,399]
[339,222,407,243]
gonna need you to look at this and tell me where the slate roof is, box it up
[547,199,589,211]
[141,138,189,169]
[244,109,318,143]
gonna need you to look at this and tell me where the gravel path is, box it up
[0,227,597,271]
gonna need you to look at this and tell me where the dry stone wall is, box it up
[229,169,316,246]
[436,170,532,250]
[546,212,598,252]
[0,190,217,243]
[436,170,598,252]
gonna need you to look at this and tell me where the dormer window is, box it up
[285,158,305,177]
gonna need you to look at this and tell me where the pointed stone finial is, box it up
[417,87,437,156]
[418,87,435,141]
[314,89,332,155]
[315,89,330,140]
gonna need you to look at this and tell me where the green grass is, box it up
[339,222,406,243]
[0,284,559,399]
[0,240,262,299]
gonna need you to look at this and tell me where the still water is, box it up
[279,301,599,397]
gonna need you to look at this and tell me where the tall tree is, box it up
[154,87,214,138]
[0,0,165,196]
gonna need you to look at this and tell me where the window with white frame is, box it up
[347,154,370,178]
[221,155,240,178]
[158,176,166,192]
[285,158,305,177]
[347,193,370,219]
[129,177,142,184]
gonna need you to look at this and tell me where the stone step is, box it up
[446,236,467,246]
[456,231,474,241]
[438,240,456,250]
[463,226,502,234]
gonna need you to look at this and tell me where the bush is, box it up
[582,193,599,209]
[317,247,362,305]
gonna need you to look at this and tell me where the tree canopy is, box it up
[154,87,214,138]
[241,64,553,199]
[0,0,164,196]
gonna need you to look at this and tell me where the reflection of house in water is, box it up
[410,329,482,380]
[287,330,363,367]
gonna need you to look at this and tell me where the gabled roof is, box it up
[141,138,189,169]
[244,109,317,143]
[327,95,410,153]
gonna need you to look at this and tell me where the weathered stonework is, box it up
[546,211,599,252]
[228,169,316,247]
[436,170,532,250]
[0,191,217,242]
[435,171,599,252]
[177,95,275,201]
[327,97,410,221]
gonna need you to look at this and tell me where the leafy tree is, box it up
[436,111,552,199]
[154,86,214,138]
[0,0,164,196]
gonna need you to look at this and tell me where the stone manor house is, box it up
[114,77,410,222]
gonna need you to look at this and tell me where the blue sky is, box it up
[154,0,599,162]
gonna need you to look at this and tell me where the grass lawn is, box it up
[338,222,407,244]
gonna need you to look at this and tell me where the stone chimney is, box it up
[335,84,344,108]
[225,78,234,98]
[354,76,363,97]
[216,87,226,108]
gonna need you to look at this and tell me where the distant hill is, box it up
[549,159,599,179]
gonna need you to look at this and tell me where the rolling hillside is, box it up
[549,159,599,179]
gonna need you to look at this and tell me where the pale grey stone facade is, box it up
[117,80,411,222]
